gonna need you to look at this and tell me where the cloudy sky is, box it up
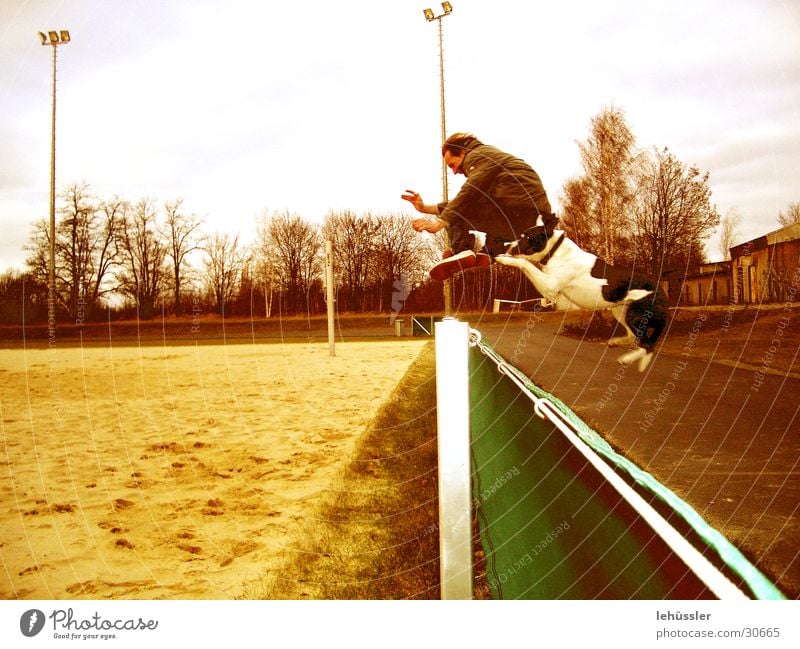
[1,0,798,270]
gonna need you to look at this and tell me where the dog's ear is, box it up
[543,213,559,236]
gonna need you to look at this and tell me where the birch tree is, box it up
[563,106,639,264]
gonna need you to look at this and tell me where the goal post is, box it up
[492,298,550,313]
[324,240,335,357]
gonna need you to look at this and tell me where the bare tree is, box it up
[254,212,275,318]
[117,197,167,319]
[634,147,720,275]
[162,199,204,316]
[254,211,281,318]
[322,210,377,311]
[777,201,800,227]
[25,183,120,321]
[57,183,95,318]
[203,232,250,315]
[267,211,321,315]
[24,220,50,289]
[372,212,430,314]
[718,208,742,260]
[564,106,639,264]
[0,270,47,324]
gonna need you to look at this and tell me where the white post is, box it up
[434,317,473,599]
[325,240,335,357]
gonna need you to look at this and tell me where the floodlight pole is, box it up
[423,3,454,315]
[39,30,70,343]
[436,17,448,203]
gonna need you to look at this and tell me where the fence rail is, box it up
[434,318,785,600]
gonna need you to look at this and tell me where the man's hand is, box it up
[401,189,425,212]
[411,217,445,234]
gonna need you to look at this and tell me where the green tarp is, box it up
[468,343,784,600]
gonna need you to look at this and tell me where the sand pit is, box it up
[0,339,427,599]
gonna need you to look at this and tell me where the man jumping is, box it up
[403,132,555,281]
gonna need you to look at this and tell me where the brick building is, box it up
[676,261,732,306]
[659,222,800,306]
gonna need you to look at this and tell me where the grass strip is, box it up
[249,342,443,599]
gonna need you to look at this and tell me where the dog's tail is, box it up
[623,289,653,303]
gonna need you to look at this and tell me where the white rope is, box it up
[478,339,748,600]
[413,316,433,336]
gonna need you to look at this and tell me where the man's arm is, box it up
[402,190,447,233]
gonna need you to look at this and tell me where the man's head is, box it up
[441,132,482,175]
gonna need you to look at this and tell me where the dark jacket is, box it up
[437,142,552,228]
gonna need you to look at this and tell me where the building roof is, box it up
[730,222,800,259]
[680,261,732,281]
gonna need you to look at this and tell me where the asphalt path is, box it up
[473,315,799,599]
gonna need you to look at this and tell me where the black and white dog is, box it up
[495,215,668,371]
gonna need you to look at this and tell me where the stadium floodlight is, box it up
[40,30,70,45]
[423,3,452,22]
[420,3,453,201]
[38,29,71,340]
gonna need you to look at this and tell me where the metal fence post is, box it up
[434,317,473,599]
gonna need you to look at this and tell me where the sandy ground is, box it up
[0,339,426,599]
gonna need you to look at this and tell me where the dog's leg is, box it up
[615,293,665,371]
[608,304,636,347]
[616,347,653,372]
[495,255,562,303]
[612,303,649,370]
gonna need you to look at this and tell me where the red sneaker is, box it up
[429,250,477,281]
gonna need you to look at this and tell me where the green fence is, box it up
[468,337,784,600]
